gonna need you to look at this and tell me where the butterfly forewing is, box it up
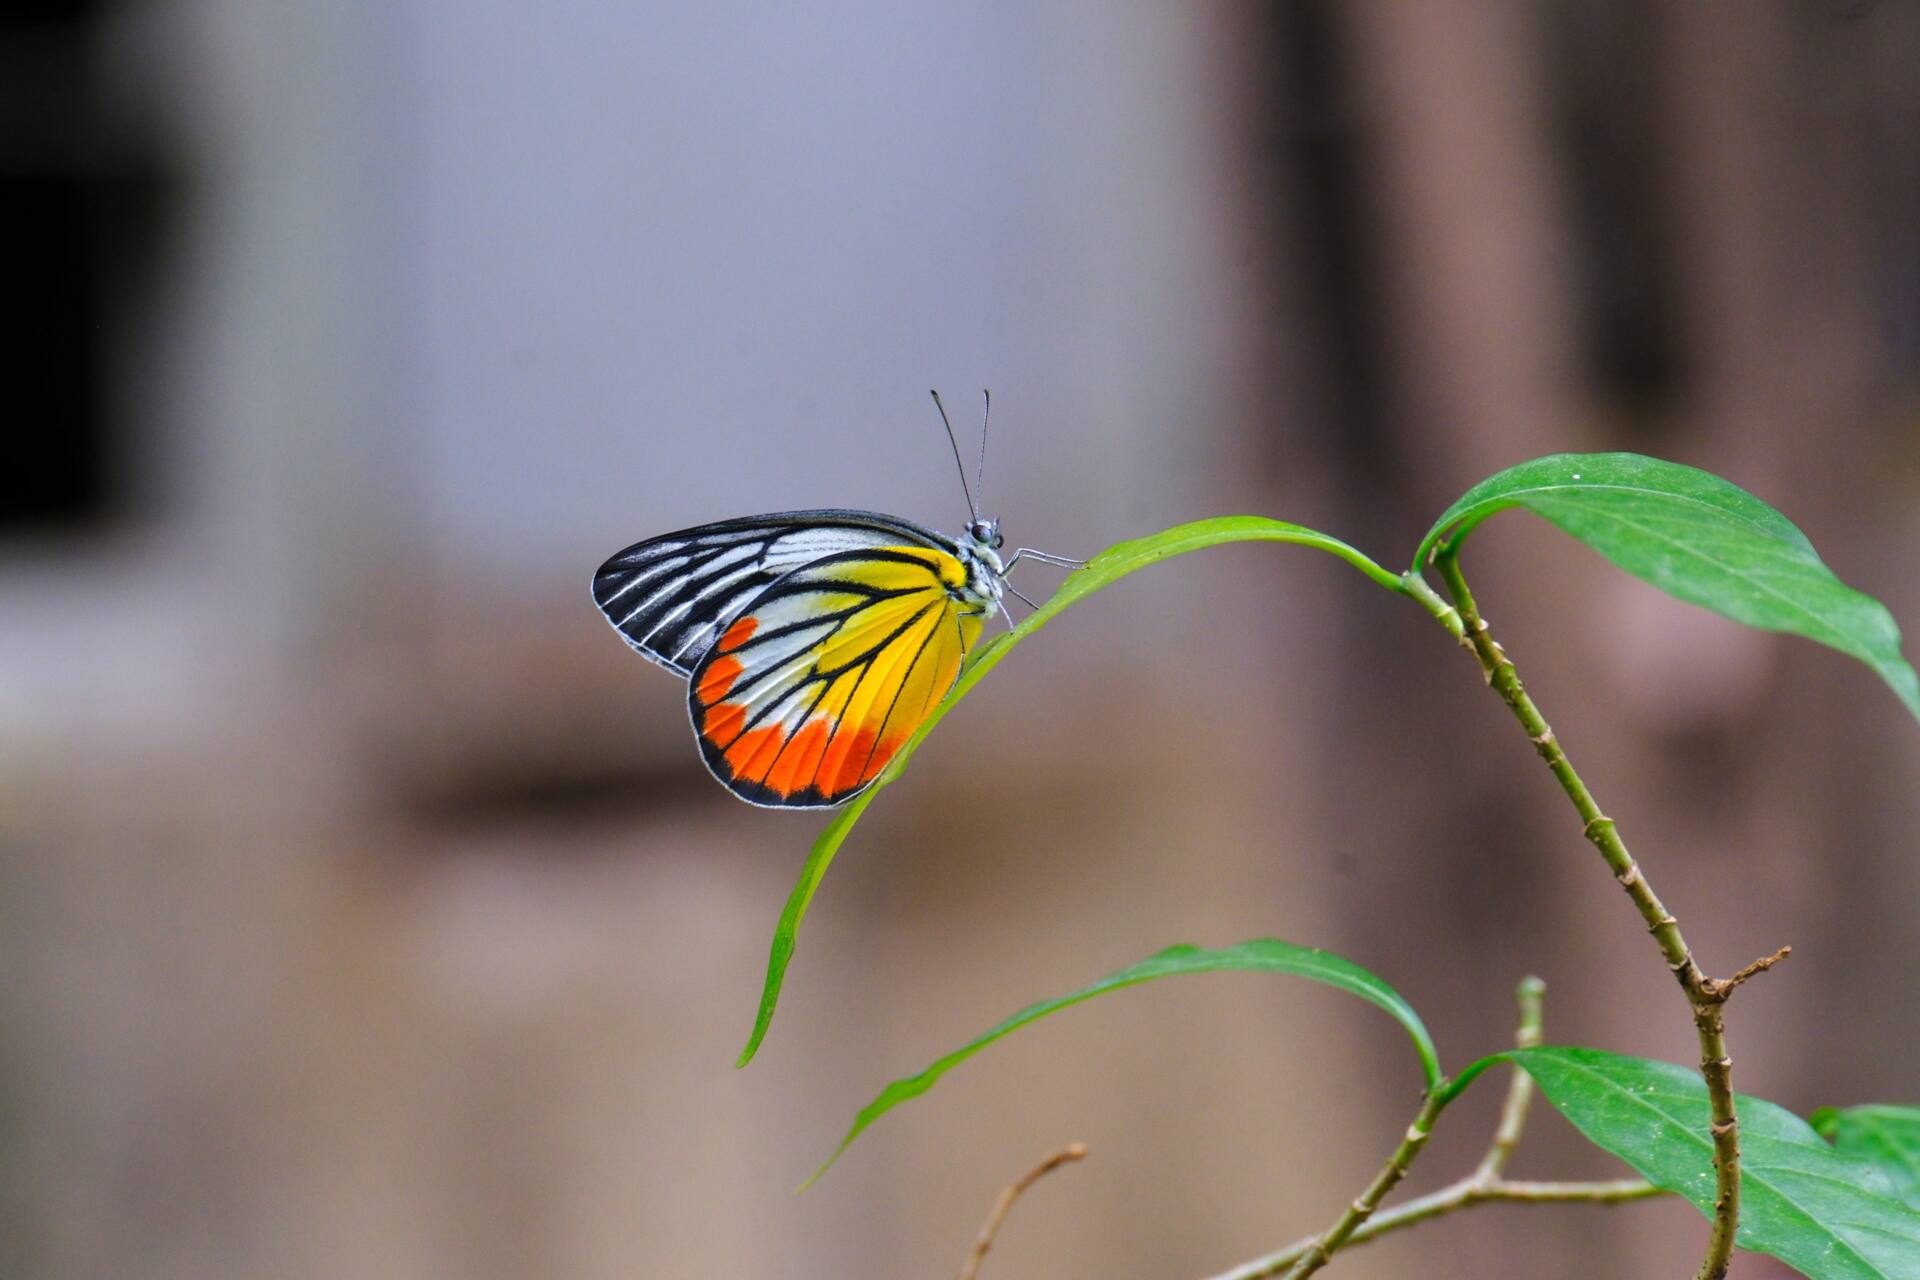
[592,511,955,675]
[688,546,984,807]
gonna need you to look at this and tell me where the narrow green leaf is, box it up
[801,939,1439,1188]
[1814,1106,1920,1210]
[1510,1046,1920,1279]
[737,517,1398,1066]
[1414,453,1920,721]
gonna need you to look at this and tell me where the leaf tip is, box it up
[737,1009,774,1067]
[797,1139,853,1193]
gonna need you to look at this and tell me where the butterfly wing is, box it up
[687,545,986,807]
[593,511,955,676]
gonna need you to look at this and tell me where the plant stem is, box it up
[1420,551,1743,1280]
[1205,1178,1661,1280]
[1205,974,1674,1274]
[1278,1090,1450,1279]
[1473,975,1546,1186]
[1206,976,1662,1280]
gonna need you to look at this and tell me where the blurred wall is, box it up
[3,2,1917,1278]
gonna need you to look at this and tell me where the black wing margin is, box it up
[591,509,952,676]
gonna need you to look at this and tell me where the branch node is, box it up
[1583,815,1614,840]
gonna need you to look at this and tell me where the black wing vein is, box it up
[593,511,952,676]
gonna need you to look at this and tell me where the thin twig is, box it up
[1473,975,1546,1186]
[1719,945,1792,995]
[958,1143,1087,1280]
[1415,555,1749,1280]
[1204,1178,1662,1280]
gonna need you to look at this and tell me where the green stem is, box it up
[1426,549,1742,1280]
[1304,536,1408,595]
[1279,1089,1450,1279]
[1397,571,1467,637]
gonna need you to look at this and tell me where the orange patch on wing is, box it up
[703,702,747,745]
[764,719,830,798]
[717,616,758,653]
[858,734,909,786]
[695,655,742,703]
[816,728,877,798]
[723,724,786,781]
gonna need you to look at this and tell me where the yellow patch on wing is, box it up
[686,545,982,806]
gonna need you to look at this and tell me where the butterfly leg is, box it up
[1003,548,1086,574]
[1003,582,1042,612]
[965,600,1020,636]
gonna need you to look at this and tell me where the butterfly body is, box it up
[595,509,1017,809]
[949,519,1010,617]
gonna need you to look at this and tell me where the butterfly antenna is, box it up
[930,390,978,521]
[975,389,991,514]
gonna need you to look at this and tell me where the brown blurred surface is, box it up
[4,3,1918,1278]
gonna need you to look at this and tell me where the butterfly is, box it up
[592,392,1082,808]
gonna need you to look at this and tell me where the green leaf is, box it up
[1504,1046,1920,1279]
[801,938,1439,1188]
[1414,452,1920,722]
[736,518,1399,1066]
[1814,1106,1920,1210]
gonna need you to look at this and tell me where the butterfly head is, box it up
[955,517,1006,613]
[965,517,1005,553]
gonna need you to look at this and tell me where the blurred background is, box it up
[4,2,1918,1276]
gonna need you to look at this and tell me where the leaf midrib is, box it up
[1446,479,1806,553]
[1537,1055,1885,1275]
[1526,500,1862,650]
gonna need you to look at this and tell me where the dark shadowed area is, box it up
[3,3,1917,1278]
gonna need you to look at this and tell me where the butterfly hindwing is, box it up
[687,545,985,807]
[592,511,956,675]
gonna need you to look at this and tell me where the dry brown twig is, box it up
[958,1142,1089,1280]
